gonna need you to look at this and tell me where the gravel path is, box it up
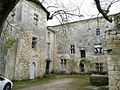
[17,78,74,90]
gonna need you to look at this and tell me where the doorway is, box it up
[80,63,85,72]
[29,62,36,79]
[46,61,50,74]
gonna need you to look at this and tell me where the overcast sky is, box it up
[42,0,120,26]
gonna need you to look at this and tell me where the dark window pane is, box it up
[32,37,37,49]
[80,50,86,58]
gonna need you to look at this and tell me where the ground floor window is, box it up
[60,59,67,69]
[95,63,103,72]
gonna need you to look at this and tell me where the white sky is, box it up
[41,0,120,26]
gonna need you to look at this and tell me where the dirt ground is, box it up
[17,78,75,90]
[16,75,107,90]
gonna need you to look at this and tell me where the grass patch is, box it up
[13,74,90,90]
[68,75,90,87]
[13,74,56,89]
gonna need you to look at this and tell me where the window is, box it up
[95,47,102,54]
[70,45,75,54]
[47,43,50,59]
[47,32,50,41]
[96,28,100,35]
[80,50,86,58]
[61,59,67,69]
[34,13,39,25]
[32,37,37,49]
[95,63,103,72]
[94,44,103,54]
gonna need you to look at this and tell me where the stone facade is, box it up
[105,13,120,90]
[49,16,115,74]
[1,0,49,80]
[45,27,56,74]
[0,1,120,89]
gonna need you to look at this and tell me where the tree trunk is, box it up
[0,0,20,35]
[94,0,112,23]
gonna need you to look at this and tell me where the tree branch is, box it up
[94,0,112,23]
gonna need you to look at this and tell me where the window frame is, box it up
[70,45,75,54]
[60,59,67,70]
[95,63,103,72]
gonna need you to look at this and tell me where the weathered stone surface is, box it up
[1,0,48,80]
[49,16,114,73]
[106,22,120,90]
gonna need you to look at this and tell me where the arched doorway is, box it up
[80,63,85,72]
[29,62,36,79]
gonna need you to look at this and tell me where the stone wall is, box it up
[105,13,120,90]
[49,16,114,73]
[46,28,56,74]
[3,0,48,80]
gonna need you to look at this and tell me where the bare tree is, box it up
[0,0,20,35]
[42,0,83,25]
[0,0,82,36]
[94,0,120,23]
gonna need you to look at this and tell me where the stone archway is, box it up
[29,62,36,79]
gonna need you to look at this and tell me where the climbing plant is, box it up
[68,58,78,74]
